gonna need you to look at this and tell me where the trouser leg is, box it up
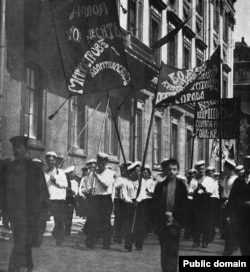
[134,201,146,249]
[100,196,112,248]
[123,203,134,248]
[64,203,74,235]
[158,226,180,272]
[8,220,33,272]
[51,200,65,245]
[192,203,202,244]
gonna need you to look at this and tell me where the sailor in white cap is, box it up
[122,161,146,251]
[86,159,97,171]
[85,152,115,249]
[113,161,131,244]
[191,160,216,248]
[44,151,68,246]
[235,165,245,178]
[142,164,157,235]
[221,159,237,256]
[205,166,215,178]
[156,158,169,183]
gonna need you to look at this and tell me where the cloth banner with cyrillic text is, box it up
[194,97,241,139]
[48,0,131,96]
[156,47,220,107]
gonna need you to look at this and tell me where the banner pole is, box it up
[131,63,162,236]
[98,95,110,152]
[59,96,104,168]
[191,103,198,169]
[109,94,129,176]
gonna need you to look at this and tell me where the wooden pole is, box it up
[98,96,110,152]
[219,45,223,178]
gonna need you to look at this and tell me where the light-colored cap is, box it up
[33,158,42,163]
[195,160,205,168]
[45,151,57,158]
[97,152,109,160]
[235,165,244,171]
[86,159,97,164]
[106,165,113,170]
[128,161,141,172]
[64,166,75,174]
[224,159,236,168]
[206,166,215,171]
[144,164,151,170]
[188,168,198,174]
[161,158,169,165]
[214,172,220,177]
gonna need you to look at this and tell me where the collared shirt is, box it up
[93,168,115,196]
[221,174,238,199]
[79,170,95,196]
[145,178,157,198]
[114,176,127,199]
[44,167,67,200]
[186,178,198,200]
[166,179,177,212]
[122,179,146,203]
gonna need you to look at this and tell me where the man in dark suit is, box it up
[153,159,187,272]
[0,136,49,272]
[228,156,250,255]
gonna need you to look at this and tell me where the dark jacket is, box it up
[0,157,49,219]
[152,178,188,230]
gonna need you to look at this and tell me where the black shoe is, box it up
[136,247,142,251]
[192,243,200,248]
[85,241,95,249]
[124,245,132,252]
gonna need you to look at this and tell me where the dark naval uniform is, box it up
[0,157,48,272]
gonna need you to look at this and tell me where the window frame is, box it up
[153,115,162,166]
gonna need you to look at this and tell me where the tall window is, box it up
[223,78,228,98]
[213,0,220,31]
[150,7,161,65]
[169,0,177,12]
[171,123,178,159]
[238,67,247,81]
[136,109,143,161]
[128,0,143,39]
[154,116,162,165]
[223,12,229,42]
[196,47,204,66]
[24,66,43,140]
[71,96,86,149]
[183,36,191,69]
[196,0,203,16]
[168,22,177,67]
[128,0,137,35]
[105,98,119,156]
[198,139,204,160]
[186,130,193,170]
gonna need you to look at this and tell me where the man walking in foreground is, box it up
[153,159,187,272]
[0,136,48,272]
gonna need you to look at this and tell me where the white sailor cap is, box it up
[188,168,198,174]
[32,158,42,163]
[86,159,97,165]
[128,161,141,172]
[214,172,220,177]
[224,159,236,168]
[195,160,205,168]
[235,165,244,171]
[64,166,75,174]
[45,151,57,158]
[161,158,169,165]
[206,166,215,172]
[106,165,113,170]
[97,152,109,160]
[144,164,151,170]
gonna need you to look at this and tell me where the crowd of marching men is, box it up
[30,150,250,255]
[1,136,250,272]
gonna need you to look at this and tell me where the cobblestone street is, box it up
[0,218,240,272]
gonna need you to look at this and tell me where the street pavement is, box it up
[0,217,240,272]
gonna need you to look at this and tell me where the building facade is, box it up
[0,0,237,175]
[234,37,250,163]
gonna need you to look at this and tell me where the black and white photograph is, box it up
[0,0,250,271]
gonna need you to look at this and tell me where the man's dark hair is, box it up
[166,159,180,170]
[224,161,235,172]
